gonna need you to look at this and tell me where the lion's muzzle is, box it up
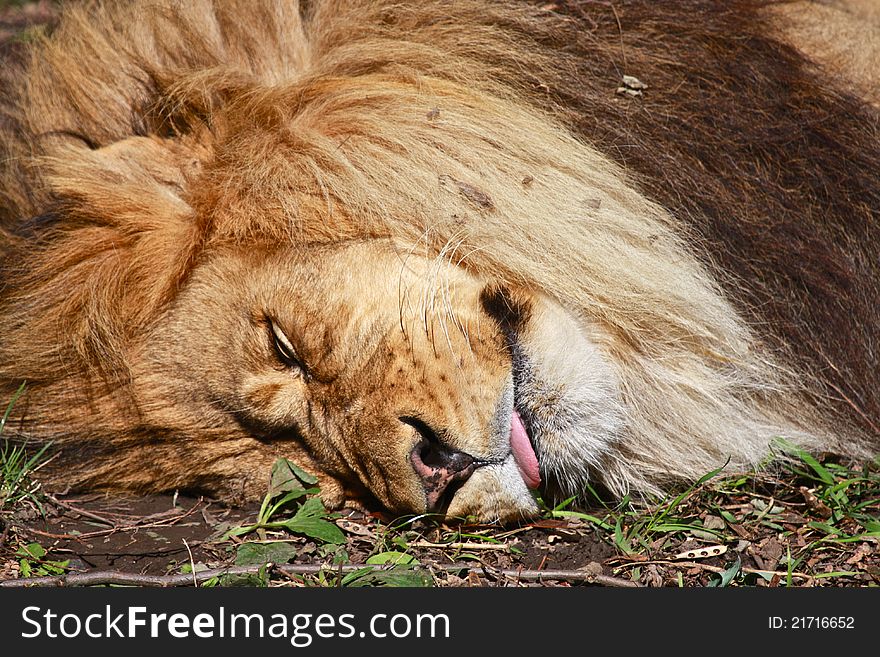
[407,418,486,513]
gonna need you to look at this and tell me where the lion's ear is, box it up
[7,136,211,380]
[45,135,206,227]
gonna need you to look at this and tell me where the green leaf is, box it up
[286,461,318,485]
[552,496,577,512]
[18,542,46,559]
[1,382,27,435]
[366,551,418,566]
[340,567,375,586]
[260,487,318,524]
[19,559,31,578]
[235,541,298,566]
[860,519,880,533]
[650,522,708,534]
[217,570,270,587]
[268,459,308,498]
[279,498,345,544]
[813,571,859,579]
[179,562,211,575]
[799,453,835,486]
[268,458,319,499]
[282,516,345,544]
[774,438,835,485]
[613,517,634,555]
[718,509,738,524]
[712,556,742,588]
[807,521,846,537]
[41,560,69,575]
[293,496,325,518]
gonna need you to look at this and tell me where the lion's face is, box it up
[151,239,623,520]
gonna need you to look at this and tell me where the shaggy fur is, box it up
[0,0,877,520]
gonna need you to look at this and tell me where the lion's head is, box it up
[1,0,877,522]
[142,238,626,519]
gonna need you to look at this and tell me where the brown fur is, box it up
[0,1,877,521]
[531,0,880,438]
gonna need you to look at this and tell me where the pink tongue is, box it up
[510,409,541,489]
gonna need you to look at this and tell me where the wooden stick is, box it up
[613,558,815,583]
[409,540,511,551]
[45,495,119,528]
[11,502,204,541]
[0,562,640,588]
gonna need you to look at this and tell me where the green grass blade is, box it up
[1,382,27,435]
[550,510,614,531]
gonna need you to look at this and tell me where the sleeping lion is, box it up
[0,0,878,521]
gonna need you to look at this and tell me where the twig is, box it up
[614,559,815,584]
[12,501,204,541]
[182,539,197,587]
[45,495,118,528]
[409,540,511,552]
[0,563,640,588]
[752,496,777,524]
[487,567,639,587]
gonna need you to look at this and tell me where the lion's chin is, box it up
[445,456,540,522]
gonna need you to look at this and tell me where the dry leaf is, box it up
[673,544,728,560]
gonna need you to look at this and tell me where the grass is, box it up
[543,440,879,586]
[1,384,51,516]
[1,384,63,580]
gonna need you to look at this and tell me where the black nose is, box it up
[404,418,480,512]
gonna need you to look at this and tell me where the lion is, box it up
[0,0,877,522]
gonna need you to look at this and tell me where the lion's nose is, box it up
[405,418,480,513]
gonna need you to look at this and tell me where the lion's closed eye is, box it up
[267,317,308,375]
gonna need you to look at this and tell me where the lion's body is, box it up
[0,1,877,520]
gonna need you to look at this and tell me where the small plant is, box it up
[223,458,345,545]
[16,541,70,578]
[773,438,880,538]
[546,466,729,557]
[216,458,433,587]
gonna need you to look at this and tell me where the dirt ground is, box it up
[0,0,53,47]
[2,458,877,588]
[1,492,625,587]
